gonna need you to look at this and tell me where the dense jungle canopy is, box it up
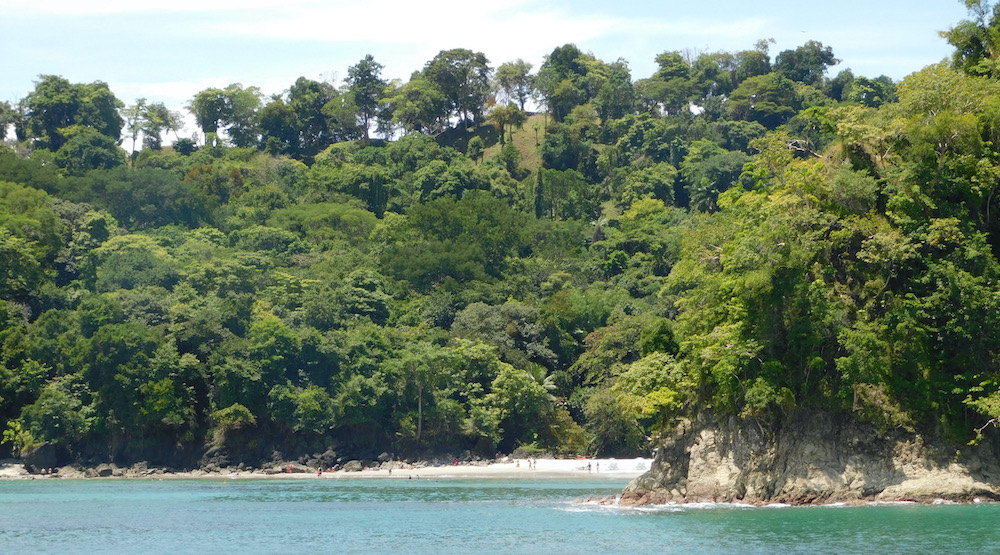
[4,1,1000,466]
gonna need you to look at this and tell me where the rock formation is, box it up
[619,411,1000,505]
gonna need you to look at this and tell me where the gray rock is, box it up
[342,460,363,472]
[95,463,114,477]
[23,443,59,472]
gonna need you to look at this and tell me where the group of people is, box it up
[517,459,538,470]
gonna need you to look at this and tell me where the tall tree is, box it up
[943,0,1000,78]
[383,77,448,135]
[258,97,300,155]
[346,54,388,142]
[732,39,774,86]
[24,76,124,150]
[635,52,691,115]
[494,59,535,110]
[188,84,260,147]
[140,102,183,150]
[122,99,148,161]
[422,48,492,130]
[287,77,336,159]
[595,59,635,121]
[773,40,839,86]
[0,101,15,141]
[223,84,262,148]
[188,88,228,146]
[536,44,610,121]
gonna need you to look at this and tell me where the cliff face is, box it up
[619,412,1000,505]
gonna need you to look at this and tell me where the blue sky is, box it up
[0,0,972,134]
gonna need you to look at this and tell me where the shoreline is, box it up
[0,457,652,482]
[4,457,994,507]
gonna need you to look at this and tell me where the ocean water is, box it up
[1,477,998,554]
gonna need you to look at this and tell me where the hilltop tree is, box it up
[0,101,16,141]
[732,39,774,86]
[347,54,388,142]
[287,77,337,159]
[944,0,1000,78]
[258,97,300,155]
[422,49,492,130]
[535,44,610,121]
[383,77,448,135]
[635,51,692,115]
[189,84,262,148]
[223,84,263,148]
[774,40,839,86]
[24,76,124,150]
[494,59,535,110]
[125,99,183,154]
[595,59,635,120]
[189,88,228,144]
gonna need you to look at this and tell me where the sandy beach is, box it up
[0,457,652,481]
[319,457,651,480]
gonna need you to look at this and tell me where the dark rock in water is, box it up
[342,460,363,472]
[620,411,1000,506]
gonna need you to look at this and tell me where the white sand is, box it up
[0,457,652,480]
[318,457,651,480]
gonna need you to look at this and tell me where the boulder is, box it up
[342,460,363,472]
[23,443,59,472]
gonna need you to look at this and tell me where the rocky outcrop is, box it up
[619,411,1000,505]
[341,460,364,472]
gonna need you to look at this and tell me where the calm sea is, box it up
[1,477,997,554]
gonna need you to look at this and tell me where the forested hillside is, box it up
[4,2,1000,467]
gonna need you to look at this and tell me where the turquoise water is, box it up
[1,478,998,553]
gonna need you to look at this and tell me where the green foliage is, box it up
[8,24,1000,465]
[2,420,36,456]
[54,128,126,175]
[381,191,529,289]
[727,73,801,129]
[212,403,255,428]
[0,228,44,302]
[773,41,839,86]
[85,235,180,292]
[24,76,124,151]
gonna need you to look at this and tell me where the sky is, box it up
[0,0,973,138]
